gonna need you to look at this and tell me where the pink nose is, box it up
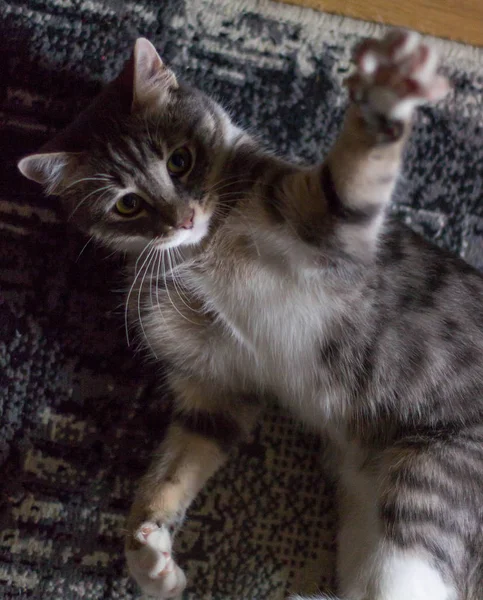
[179,209,194,230]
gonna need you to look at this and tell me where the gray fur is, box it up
[18,34,483,599]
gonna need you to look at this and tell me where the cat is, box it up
[18,29,483,600]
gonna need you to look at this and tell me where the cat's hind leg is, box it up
[335,439,465,600]
[289,441,459,600]
[291,549,456,600]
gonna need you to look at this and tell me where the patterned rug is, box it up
[1,1,482,599]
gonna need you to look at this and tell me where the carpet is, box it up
[1,1,482,599]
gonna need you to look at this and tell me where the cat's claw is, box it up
[346,29,450,120]
[126,522,187,599]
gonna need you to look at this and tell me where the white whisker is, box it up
[102,248,121,261]
[125,240,155,346]
[213,203,262,257]
[134,238,155,276]
[68,184,116,220]
[137,246,158,359]
[63,174,112,192]
[154,248,168,329]
[144,112,154,146]
[76,235,95,262]
[149,248,161,310]
[162,251,200,326]
[167,248,198,314]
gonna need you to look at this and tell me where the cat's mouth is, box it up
[155,208,212,250]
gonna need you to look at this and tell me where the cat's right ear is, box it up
[132,38,178,110]
[18,151,80,195]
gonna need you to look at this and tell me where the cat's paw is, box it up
[346,29,450,121]
[126,522,187,599]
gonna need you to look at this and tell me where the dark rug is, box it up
[1,1,482,598]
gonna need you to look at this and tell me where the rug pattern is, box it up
[1,0,482,598]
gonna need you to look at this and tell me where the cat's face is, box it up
[18,39,234,253]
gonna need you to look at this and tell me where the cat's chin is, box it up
[157,217,210,251]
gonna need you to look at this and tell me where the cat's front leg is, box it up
[322,29,449,261]
[125,375,260,598]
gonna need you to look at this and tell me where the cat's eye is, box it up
[115,193,144,217]
[167,147,192,177]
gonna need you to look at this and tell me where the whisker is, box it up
[216,190,271,203]
[171,248,203,314]
[102,248,121,261]
[172,246,195,281]
[134,238,156,276]
[76,235,95,262]
[144,112,154,146]
[63,175,112,192]
[212,204,262,257]
[137,246,158,359]
[167,248,199,314]
[68,184,115,220]
[204,177,262,196]
[155,114,161,143]
[149,248,162,310]
[125,240,155,346]
[162,251,200,326]
[154,248,168,329]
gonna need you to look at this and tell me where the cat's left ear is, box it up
[18,151,81,195]
[132,38,178,110]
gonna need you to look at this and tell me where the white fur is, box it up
[125,30,454,599]
[126,523,186,599]
[374,551,456,600]
[336,445,458,600]
[357,31,447,121]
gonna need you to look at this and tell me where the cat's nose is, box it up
[179,209,194,230]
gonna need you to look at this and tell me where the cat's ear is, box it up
[18,151,80,194]
[132,38,178,110]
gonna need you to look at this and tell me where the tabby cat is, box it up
[18,30,483,600]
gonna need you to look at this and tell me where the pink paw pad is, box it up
[126,521,187,598]
[347,29,450,121]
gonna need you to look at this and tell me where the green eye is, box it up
[167,146,192,177]
[115,193,143,216]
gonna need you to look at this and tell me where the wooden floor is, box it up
[276,0,483,47]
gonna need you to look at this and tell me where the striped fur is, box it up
[18,33,483,599]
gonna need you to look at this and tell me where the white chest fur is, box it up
[143,244,347,426]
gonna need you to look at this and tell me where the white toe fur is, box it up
[352,30,448,120]
[390,30,420,61]
[126,523,187,599]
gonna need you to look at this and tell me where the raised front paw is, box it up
[126,522,187,598]
[346,29,450,122]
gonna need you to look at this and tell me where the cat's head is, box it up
[18,39,237,253]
